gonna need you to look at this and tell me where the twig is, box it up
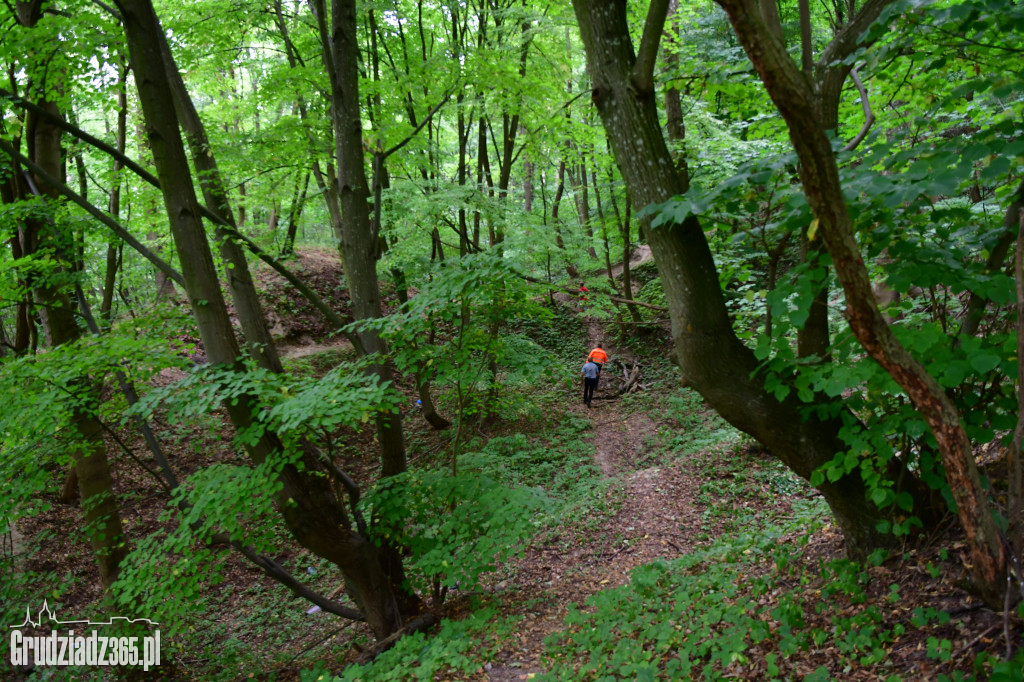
[952,622,1000,662]
[607,542,631,561]
[286,622,356,665]
[842,67,875,152]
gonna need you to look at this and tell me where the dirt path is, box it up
[276,337,353,360]
[606,244,653,280]
[486,315,702,680]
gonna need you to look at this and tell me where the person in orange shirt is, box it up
[587,343,609,389]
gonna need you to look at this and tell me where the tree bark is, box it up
[325,0,408,478]
[282,170,311,256]
[100,67,128,327]
[155,29,283,374]
[550,160,579,279]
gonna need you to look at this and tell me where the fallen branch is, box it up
[354,612,438,664]
[611,358,644,395]
[522,274,669,311]
[286,621,356,665]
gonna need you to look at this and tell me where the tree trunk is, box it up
[10,2,130,590]
[325,0,408,478]
[282,170,311,256]
[591,166,619,294]
[101,64,128,328]
[663,0,690,184]
[156,29,283,374]
[551,161,579,279]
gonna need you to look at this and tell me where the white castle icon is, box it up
[9,600,159,629]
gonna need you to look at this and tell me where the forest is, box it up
[1,0,1023,678]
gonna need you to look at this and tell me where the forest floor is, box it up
[481,317,703,681]
[5,249,1021,681]
[474,313,1015,681]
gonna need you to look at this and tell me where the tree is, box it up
[1,0,129,591]
[570,0,927,555]
[113,0,422,638]
[715,0,1006,605]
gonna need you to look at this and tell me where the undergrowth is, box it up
[310,605,520,682]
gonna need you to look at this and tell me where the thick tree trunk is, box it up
[572,0,905,556]
[69,412,129,589]
[717,0,1006,605]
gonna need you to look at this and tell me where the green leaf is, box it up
[968,351,1000,374]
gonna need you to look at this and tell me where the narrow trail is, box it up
[486,314,705,681]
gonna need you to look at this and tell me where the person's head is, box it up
[579,282,585,287]
[595,342,603,349]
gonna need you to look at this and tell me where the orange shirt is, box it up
[588,348,608,364]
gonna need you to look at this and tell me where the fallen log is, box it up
[610,358,644,395]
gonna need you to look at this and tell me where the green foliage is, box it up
[0,328,185,522]
[646,0,1024,538]
[126,355,399,449]
[328,606,520,681]
[512,300,588,365]
[460,415,606,522]
[660,390,741,457]
[111,354,401,633]
[540,533,904,680]
[367,467,546,596]
[367,415,602,597]
[7,0,1024,677]
[363,253,561,419]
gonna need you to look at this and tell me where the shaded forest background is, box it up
[1,0,1024,678]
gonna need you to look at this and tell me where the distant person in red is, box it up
[578,282,589,311]
[588,343,608,389]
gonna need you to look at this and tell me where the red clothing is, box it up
[588,347,608,364]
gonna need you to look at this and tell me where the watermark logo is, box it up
[8,600,160,671]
